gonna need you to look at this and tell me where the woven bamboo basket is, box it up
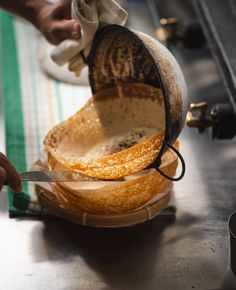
[34,142,177,228]
[35,183,172,228]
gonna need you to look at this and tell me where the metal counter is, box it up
[0,1,236,289]
[0,129,236,289]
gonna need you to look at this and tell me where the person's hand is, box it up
[0,0,81,45]
[36,0,81,45]
[0,153,22,193]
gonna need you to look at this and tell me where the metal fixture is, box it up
[156,17,205,48]
[186,102,212,133]
[187,101,236,139]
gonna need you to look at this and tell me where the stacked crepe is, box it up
[41,83,179,214]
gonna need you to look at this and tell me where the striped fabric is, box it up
[0,11,91,216]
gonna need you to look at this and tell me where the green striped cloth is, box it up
[0,11,91,216]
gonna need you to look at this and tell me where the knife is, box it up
[16,171,100,183]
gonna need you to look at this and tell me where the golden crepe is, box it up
[42,82,179,214]
[44,83,165,179]
[43,144,178,214]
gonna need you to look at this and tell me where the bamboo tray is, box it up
[35,183,172,228]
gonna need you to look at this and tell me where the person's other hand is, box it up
[37,0,81,45]
[0,153,22,193]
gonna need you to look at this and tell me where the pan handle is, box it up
[157,142,186,181]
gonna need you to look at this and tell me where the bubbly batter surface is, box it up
[82,127,157,159]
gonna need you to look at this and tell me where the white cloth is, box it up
[51,0,128,76]
[39,36,89,85]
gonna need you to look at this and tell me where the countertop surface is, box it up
[1,1,236,289]
[0,129,236,290]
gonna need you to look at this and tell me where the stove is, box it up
[147,0,236,140]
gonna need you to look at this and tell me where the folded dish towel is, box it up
[0,11,92,216]
[51,0,128,76]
